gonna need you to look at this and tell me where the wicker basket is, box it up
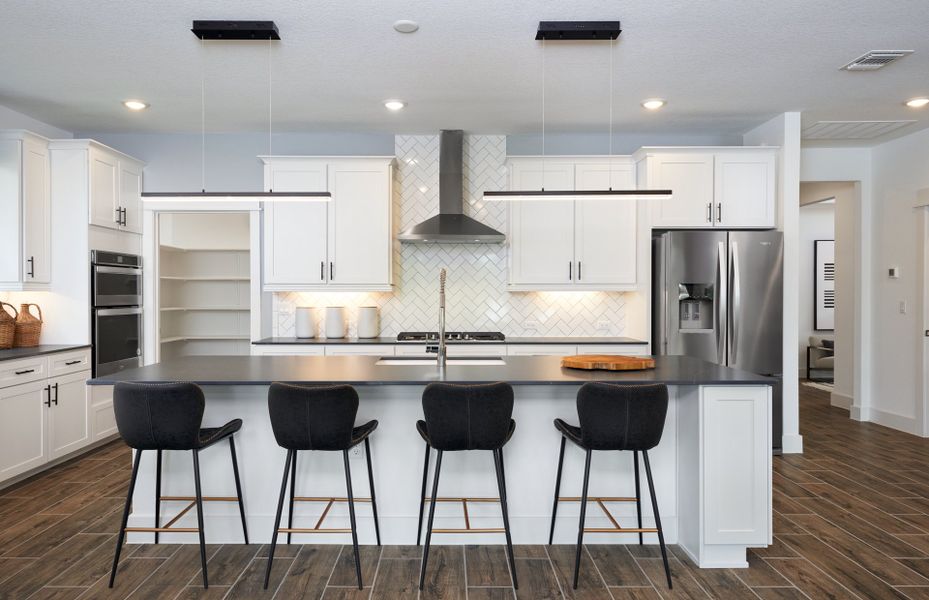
[13,303,42,348]
[0,302,16,350]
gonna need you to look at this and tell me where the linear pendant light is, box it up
[483,21,671,202]
[141,21,330,204]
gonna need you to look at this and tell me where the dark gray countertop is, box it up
[88,355,770,387]
[252,337,647,346]
[0,344,90,362]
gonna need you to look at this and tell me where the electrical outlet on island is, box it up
[350,445,365,460]
[596,320,612,331]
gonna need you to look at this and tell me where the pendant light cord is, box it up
[541,37,546,191]
[609,36,614,191]
[268,36,273,192]
[200,36,206,193]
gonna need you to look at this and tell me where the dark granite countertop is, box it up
[0,344,90,362]
[88,355,770,387]
[252,337,647,346]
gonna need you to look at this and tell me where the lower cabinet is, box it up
[48,371,91,460]
[506,345,578,357]
[0,379,48,481]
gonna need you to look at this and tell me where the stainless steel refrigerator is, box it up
[653,230,784,451]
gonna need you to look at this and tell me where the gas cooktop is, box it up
[396,331,506,342]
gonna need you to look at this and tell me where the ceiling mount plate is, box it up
[191,20,280,40]
[536,21,621,40]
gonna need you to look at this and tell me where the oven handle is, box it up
[95,307,142,316]
[94,265,142,275]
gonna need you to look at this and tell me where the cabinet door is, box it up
[714,152,776,228]
[263,164,329,286]
[647,154,715,228]
[0,379,48,481]
[48,371,91,460]
[507,161,575,285]
[89,148,120,229]
[574,163,637,286]
[21,137,51,283]
[328,162,391,286]
[118,160,143,234]
[506,344,577,356]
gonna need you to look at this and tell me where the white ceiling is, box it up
[1,0,928,142]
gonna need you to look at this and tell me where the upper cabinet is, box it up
[635,148,776,229]
[88,144,143,233]
[0,131,51,290]
[261,157,394,292]
[506,157,638,291]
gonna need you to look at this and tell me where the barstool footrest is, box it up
[557,496,646,533]
[278,527,354,534]
[423,497,506,534]
[284,497,375,533]
[584,527,659,533]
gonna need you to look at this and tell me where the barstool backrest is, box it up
[577,383,668,451]
[422,382,514,451]
[113,382,205,450]
[268,382,359,451]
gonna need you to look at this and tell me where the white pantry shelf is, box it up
[160,306,249,312]
[160,276,250,281]
[161,245,249,253]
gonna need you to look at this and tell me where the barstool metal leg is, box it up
[416,443,430,545]
[419,449,443,591]
[264,449,293,589]
[154,449,162,544]
[643,451,672,589]
[192,450,209,588]
[287,451,297,545]
[343,450,363,589]
[549,435,567,545]
[109,449,142,588]
[364,437,381,546]
[633,450,643,545]
[573,449,592,590]
[494,449,518,590]
[229,437,249,544]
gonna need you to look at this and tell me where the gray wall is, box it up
[76,132,396,192]
[0,104,72,138]
[505,132,742,155]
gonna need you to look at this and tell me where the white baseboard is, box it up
[830,391,852,410]
[781,434,804,454]
[867,407,923,436]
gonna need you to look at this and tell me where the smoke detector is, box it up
[841,50,913,71]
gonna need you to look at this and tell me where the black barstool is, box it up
[109,382,248,589]
[264,383,380,590]
[416,382,518,591]
[548,382,671,590]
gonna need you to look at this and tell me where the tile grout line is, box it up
[542,545,567,600]
[270,544,303,599]
[582,545,616,599]
[219,543,262,600]
[365,544,383,600]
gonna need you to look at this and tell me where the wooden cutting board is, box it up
[561,354,656,371]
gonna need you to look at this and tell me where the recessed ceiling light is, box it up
[393,20,419,33]
[384,100,406,111]
[123,100,149,111]
[906,97,929,108]
[641,98,666,110]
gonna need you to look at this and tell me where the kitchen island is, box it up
[89,354,772,568]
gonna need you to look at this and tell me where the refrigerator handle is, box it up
[730,240,741,364]
[716,241,727,365]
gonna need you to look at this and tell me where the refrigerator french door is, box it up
[653,230,783,450]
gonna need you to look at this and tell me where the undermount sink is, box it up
[375,356,506,366]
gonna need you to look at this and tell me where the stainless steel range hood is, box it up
[398,130,505,244]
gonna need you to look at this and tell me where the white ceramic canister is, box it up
[325,307,347,339]
[294,307,317,339]
[357,306,379,339]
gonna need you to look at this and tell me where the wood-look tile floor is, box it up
[4,384,929,598]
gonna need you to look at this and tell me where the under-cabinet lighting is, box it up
[141,192,331,203]
[483,189,672,201]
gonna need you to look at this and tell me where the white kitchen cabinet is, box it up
[507,158,640,291]
[579,344,650,356]
[89,146,119,228]
[118,159,143,234]
[261,157,394,292]
[47,370,91,460]
[0,131,51,290]
[635,148,776,229]
[0,379,49,481]
[507,344,577,357]
[251,344,327,356]
[324,345,394,356]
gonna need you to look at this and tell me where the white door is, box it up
[328,162,391,286]
[508,161,576,285]
[118,160,143,234]
[574,163,637,286]
[647,154,715,228]
[48,371,91,460]
[89,148,120,229]
[714,152,776,228]
[0,379,48,481]
[263,164,329,286]
[21,137,50,283]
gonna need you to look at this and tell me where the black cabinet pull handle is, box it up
[115,207,122,224]
[44,385,51,407]
[65,360,81,366]
[578,262,582,281]
[27,256,34,278]
[568,262,572,281]
[15,368,35,375]
[124,207,128,226]
[330,262,334,280]
[716,203,722,223]
[320,261,325,281]
[52,383,59,406]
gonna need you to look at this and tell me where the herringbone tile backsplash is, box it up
[273,135,631,338]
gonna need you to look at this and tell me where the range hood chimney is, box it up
[398,130,506,244]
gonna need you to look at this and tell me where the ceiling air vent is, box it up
[841,50,913,71]
[802,120,916,140]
